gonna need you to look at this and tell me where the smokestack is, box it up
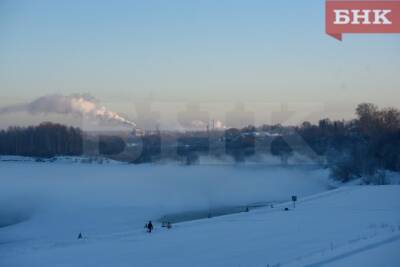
[0,94,136,127]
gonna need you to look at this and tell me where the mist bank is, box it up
[1,103,398,185]
[0,161,330,232]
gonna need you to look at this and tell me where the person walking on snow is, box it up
[146,221,154,233]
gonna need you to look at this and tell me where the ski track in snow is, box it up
[302,234,400,267]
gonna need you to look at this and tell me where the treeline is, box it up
[0,122,83,157]
[311,103,400,183]
[223,103,399,183]
[218,103,400,183]
[0,103,399,183]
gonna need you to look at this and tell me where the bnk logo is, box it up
[334,9,392,25]
[326,0,400,41]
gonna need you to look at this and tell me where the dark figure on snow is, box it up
[146,221,154,233]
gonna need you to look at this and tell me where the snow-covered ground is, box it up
[0,160,399,266]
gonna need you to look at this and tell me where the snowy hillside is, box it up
[0,162,399,266]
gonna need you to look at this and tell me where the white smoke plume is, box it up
[0,94,136,127]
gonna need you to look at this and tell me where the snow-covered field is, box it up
[0,159,399,266]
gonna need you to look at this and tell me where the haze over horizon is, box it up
[1,0,399,130]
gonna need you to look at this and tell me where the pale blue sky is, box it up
[0,0,399,128]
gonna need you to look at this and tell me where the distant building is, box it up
[132,128,145,137]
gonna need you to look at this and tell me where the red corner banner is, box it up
[326,0,400,40]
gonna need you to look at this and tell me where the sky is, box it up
[0,0,399,130]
